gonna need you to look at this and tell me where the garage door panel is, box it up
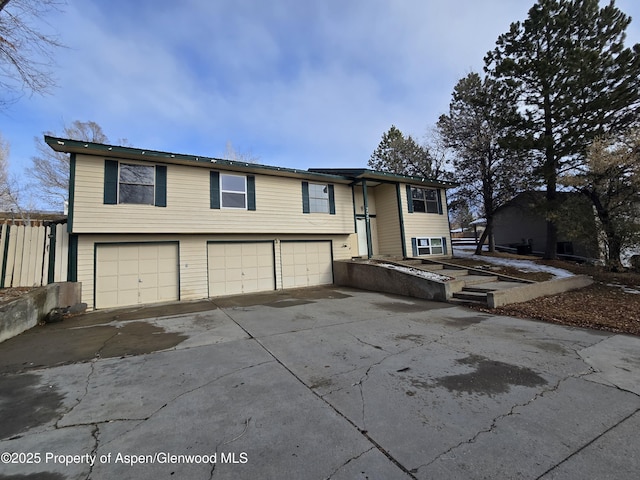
[281,241,333,289]
[95,243,179,309]
[207,242,275,297]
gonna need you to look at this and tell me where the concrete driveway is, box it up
[1,287,639,480]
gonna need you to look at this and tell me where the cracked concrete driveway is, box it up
[1,287,639,479]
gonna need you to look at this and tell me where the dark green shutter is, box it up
[411,237,418,256]
[302,182,310,213]
[406,185,414,213]
[67,234,78,282]
[442,236,448,255]
[328,184,335,215]
[104,160,118,204]
[210,171,220,209]
[436,189,443,215]
[247,175,256,211]
[155,165,167,207]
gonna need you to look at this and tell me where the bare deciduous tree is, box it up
[30,120,127,208]
[0,0,65,106]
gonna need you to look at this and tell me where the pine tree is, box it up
[368,125,433,178]
[438,72,531,254]
[485,0,640,259]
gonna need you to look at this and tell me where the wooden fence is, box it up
[0,222,69,288]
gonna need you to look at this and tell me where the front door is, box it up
[356,217,369,257]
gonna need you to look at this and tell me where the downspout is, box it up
[361,179,373,259]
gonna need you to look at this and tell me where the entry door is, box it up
[356,217,369,257]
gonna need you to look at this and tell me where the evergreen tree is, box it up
[438,72,531,254]
[485,0,640,259]
[564,130,640,269]
[368,125,434,178]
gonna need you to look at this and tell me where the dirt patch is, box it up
[483,283,640,336]
[0,287,36,306]
[451,253,640,337]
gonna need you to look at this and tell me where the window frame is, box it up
[410,187,440,214]
[415,237,444,256]
[220,173,248,209]
[118,162,156,205]
[308,183,330,214]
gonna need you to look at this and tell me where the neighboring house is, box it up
[46,136,456,310]
[493,191,600,258]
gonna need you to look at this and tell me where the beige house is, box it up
[46,136,455,309]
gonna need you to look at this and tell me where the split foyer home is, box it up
[46,136,456,310]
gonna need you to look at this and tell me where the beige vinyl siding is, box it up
[373,184,403,257]
[353,185,377,216]
[78,233,356,309]
[71,155,353,235]
[400,186,452,257]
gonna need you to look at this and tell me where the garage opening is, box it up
[208,241,275,297]
[280,240,333,289]
[95,243,179,309]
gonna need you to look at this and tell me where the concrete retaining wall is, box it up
[333,260,463,302]
[487,275,593,309]
[0,282,81,343]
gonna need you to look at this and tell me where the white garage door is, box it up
[95,243,179,309]
[281,241,333,289]
[208,242,275,296]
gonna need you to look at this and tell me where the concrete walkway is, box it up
[0,287,638,479]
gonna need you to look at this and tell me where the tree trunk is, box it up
[475,227,489,255]
[543,90,558,260]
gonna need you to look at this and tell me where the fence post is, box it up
[0,224,9,288]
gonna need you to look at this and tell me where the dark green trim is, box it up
[362,180,373,259]
[155,165,167,207]
[47,223,57,284]
[0,225,11,288]
[351,186,357,232]
[302,181,310,213]
[328,184,335,215]
[396,184,407,258]
[46,135,458,187]
[103,159,118,205]
[93,241,181,310]
[247,175,256,211]
[45,135,353,184]
[68,153,77,232]
[67,234,78,282]
[406,185,414,214]
[210,171,220,209]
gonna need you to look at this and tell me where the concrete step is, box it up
[440,269,469,277]
[461,275,499,286]
[452,290,488,303]
[469,280,527,291]
[399,262,444,271]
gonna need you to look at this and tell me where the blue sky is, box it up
[3,0,640,209]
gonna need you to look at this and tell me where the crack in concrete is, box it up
[414,373,572,474]
[324,446,375,480]
[216,304,420,480]
[52,360,272,447]
[535,407,640,480]
[411,372,600,473]
[85,423,99,480]
[350,334,389,353]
